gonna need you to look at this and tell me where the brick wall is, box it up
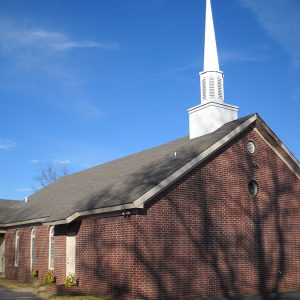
[4,127,300,299]
[4,227,31,282]
[5,225,66,284]
[75,128,300,299]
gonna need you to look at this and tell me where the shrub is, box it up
[43,270,56,285]
[31,268,39,278]
[64,273,76,287]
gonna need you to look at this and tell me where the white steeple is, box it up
[200,0,224,104]
[203,0,219,71]
[188,0,238,139]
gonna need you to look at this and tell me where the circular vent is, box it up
[248,180,258,197]
[246,141,256,154]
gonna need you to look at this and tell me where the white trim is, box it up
[66,235,76,275]
[66,203,136,224]
[0,217,46,228]
[43,203,137,226]
[254,128,300,180]
[188,101,239,113]
[43,220,68,226]
[1,114,298,227]
[38,115,258,224]
[48,226,54,270]
[14,230,19,267]
[30,228,36,271]
[133,115,257,208]
[0,236,5,274]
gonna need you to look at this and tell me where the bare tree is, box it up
[34,163,69,190]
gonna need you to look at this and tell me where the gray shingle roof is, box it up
[0,200,24,223]
[2,115,255,225]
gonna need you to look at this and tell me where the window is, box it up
[49,226,54,270]
[248,180,258,197]
[30,228,36,271]
[15,230,19,267]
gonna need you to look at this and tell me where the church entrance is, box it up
[66,235,76,276]
[0,235,5,275]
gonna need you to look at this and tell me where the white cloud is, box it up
[237,0,300,67]
[0,139,16,150]
[54,159,71,165]
[0,22,118,56]
[22,29,118,51]
[219,49,272,65]
[0,17,113,120]
[29,159,39,164]
[16,187,33,192]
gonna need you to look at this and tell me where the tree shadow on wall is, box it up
[77,132,299,300]
[163,139,298,300]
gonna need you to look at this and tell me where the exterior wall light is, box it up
[122,210,131,217]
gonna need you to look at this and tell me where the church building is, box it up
[0,0,299,299]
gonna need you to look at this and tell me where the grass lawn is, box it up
[0,278,107,300]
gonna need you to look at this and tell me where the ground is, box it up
[0,285,42,300]
[0,278,106,300]
[1,278,300,299]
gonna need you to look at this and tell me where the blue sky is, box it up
[0,0,299,200]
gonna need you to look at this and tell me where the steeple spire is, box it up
[204,0,220,71]
[187,0,238,139]
[200,0,224,104]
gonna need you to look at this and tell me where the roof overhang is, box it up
[0,217,47,229]
[3,114,299,227]
[66,114,299,221]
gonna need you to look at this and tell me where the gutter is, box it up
[0,217,47,228]
[3,114,298,228]
[45,115,258,225]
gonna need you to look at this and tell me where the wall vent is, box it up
[209,77,214,98]
[217,76,223,100]
[202,78,206,100]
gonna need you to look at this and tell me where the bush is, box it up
[43,270,56,285]
[31,268,39,278]
[64,273,76,287]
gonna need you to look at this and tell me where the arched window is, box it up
[48,226,54,270]
[15,230,19,267]
[30,228,36,271]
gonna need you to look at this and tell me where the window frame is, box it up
[14,230,19,267]
[30,228,36,271]
[48,226,55,270]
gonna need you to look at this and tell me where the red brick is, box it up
[4,128,300,299]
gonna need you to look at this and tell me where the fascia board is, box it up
[46,115,258,224]
[254,118,300,180]
[0,217,47,228]
[132,114,258,208]
[42,203,137,226]
[10,113,299,226]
